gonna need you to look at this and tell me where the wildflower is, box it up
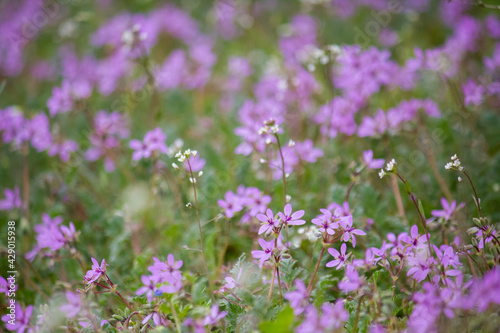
[278,203,306,226]
[444,154,464,171]
[362,150,385,169]
[407,254,435,282]
[203,305,228,326]
[0,187,21,211]
[156,275,183,294]
[311,208,342,235]
[257,208,279,235]
[148,254,183,281]
[60,291,81,318]
[339,215,366,247]
[220,268,242,292]
[218,191,244,218]
[463,79,485,106]
[284,279,309,315]
[182,152,206,173]
[251,238,275,263]
[402,225,427,250]
[320,299,349,330]
[378,169,386,179]
[47,139,78,162]
[326,243,350,270]
[1,302,33,332]
[431,198,460,221]
[338,264,361,293]
[136,275,161,302]
[84,258,108,285]
[142,311,167,327]
[385,159,397,171]
[130,128,168,160]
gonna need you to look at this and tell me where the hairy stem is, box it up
[189,166,214,296]
[463,170,482,218]
[306,246,326,295]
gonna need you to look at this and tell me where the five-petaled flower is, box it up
[84,258,108,285]
[326,243,350,270]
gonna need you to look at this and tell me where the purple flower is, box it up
[463,79,485,106]
[218,191,244,218]
[326,243,350,270]
[157,275,183,294]
[84,258,108,285]
[136,275,161,302]
[182,154,206,173]
[402,225,427,250]
[475,227,496,250]
[203,305,228,326]
[47,139,78,162]
[257,208,279,235]
[251,238,275,263]
[0,187,21,211]
[340,215,366,247]
[431,198,459,221]
[278,203,306,226]
[148,254,183,282]
[338,264,361,293]
[130,128,168,161]
[311,209,341,235]
[60,291,81,318]
[407,254,435,282]
[320,299,349,330]
[362,150,385,169]
[284,279,309,315]
[142,311,167,327]
[1,302,32,333]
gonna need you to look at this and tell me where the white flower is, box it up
[445,162,452,170]
[451,154,457,160]
[172,163,179,169]
[379,169,386,179]
[189,177,196,183]
[288,140,295,147]
[458,177,462,182]
[386,159,397,171]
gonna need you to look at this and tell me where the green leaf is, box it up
[259,306,294,333]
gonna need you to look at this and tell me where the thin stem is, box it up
[124,311,141,328]
[188,166,214,296]
[352,294,365,333]
[306,246,326,295]
[408,193,434,257]
[276,264,283,306]
[274,134,289,242]
[170,300,182,333]
[105,274,141,318]
[344,169,362,202]
[463,170,482,218]
[267,266,276,302]
[115,290,136,314]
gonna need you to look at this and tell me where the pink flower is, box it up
[340,216,366,247]
[84,258,108,285]
[362,150,385,169]
[60,291,81,318]
[0,187,21,211]
[136,275,161,302]
[218,191,244,218]
[278,203,306,226]
[1,302,33,332]
[257,208,279,235]
[326,243,350,270]
[251,238,275,263]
